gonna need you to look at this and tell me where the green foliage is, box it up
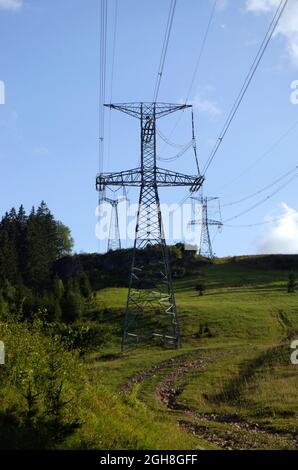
[51,321,109,355]
[0,203,89,324]
[195,272,206,296]
[77,270,92,299]
[0,202,73,292]
[1,215,298,451]
[53,275,65,301]
[56,222,74,259]
[61,286,83,323]
[0,292,8,317]
[196,322,215,338]
[287,272,296,293]
[0,316,84,449]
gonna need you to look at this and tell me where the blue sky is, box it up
[0,0,297,256]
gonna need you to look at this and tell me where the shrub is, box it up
[0,316,84,449]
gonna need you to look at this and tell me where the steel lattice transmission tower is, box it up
[189,196,222,259]
[96,102,204,350]
[98,191,122,251]
[106,196,121,251]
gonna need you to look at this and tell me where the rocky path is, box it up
[121,351,298,450]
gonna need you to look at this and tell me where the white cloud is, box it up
[246,0,298,66]
[0,0,22,10]
[256,203,298,254]
[193,94,222,116]
[246,0,280,13]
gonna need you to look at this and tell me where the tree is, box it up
[0,202,76,319]
[16,205,28,274]
[61,286,82,323]
[0,211,20,284]
[195,272,206,296]
[53,276,65,301]
[26,207,53,290]
[25,203,74,292]
[195,282,205,296]
[0,292,8,318]
[56,222,74,258]
[77,270,91,299]
[288,272,296,293]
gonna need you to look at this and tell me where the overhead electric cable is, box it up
[160,0,218,152]
[153,0,177,102]
[222,166,298,207]
[202,0,289,176]
[99,0,108,173]
[223,174,297,223]
[157,141,193,162]
[107,0,119,170]
[218,117,298,192]
[191,109,200,174]
[224,210,298,228]
[185,0,218,104]
[157,127,190,149]
[109,0,118,102]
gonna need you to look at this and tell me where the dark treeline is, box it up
[4,201,298,328]
[0,202,201,325]
[0,202,92,322]
[0,201,206,326]
[55,242,202,292]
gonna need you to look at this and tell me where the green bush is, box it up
[0,316,84,449]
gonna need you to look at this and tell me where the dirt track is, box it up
[121,351,298,450]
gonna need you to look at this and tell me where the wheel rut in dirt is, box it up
[121,349,297,450]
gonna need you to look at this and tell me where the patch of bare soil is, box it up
[121,352,297,450]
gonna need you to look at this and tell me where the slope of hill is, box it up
[85,255,298,450]
[1,254,297,449]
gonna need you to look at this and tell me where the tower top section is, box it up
[104,102,191,120]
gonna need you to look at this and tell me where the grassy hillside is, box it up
[1,255,297,449]
[84,255,298,450]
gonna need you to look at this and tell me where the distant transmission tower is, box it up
[189,196,222,259]
[98,191,122,251]
[106,197,121,251]
[107,198,121,251]
[96,102,204,350]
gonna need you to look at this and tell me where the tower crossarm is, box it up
[97,168,204,192]
[156,168,204,191]
[101,196,120,207]
[105,102,191,120]
[189,218,223,227]
[96,168,142,190]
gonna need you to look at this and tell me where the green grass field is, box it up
[80,257,298,450]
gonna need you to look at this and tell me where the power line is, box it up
[157,109,200,166]
[107,0,119,171]
[157,141,193,162]
[160,0,218,152]
[157,108,200,179]
[98,0,108,253]
[99,0,108,173]
[157,127,190,149]
[153,0,177,102]
[202,0,289,176]
[185,0,218,104]
[222,166,298,208]
[191,108,200,174]
[224,210,298,228]
[109,0,118,103]
[161,0,288,228]
[218,117,298,193]
[170,111,201,209]
[223,173,297,224]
